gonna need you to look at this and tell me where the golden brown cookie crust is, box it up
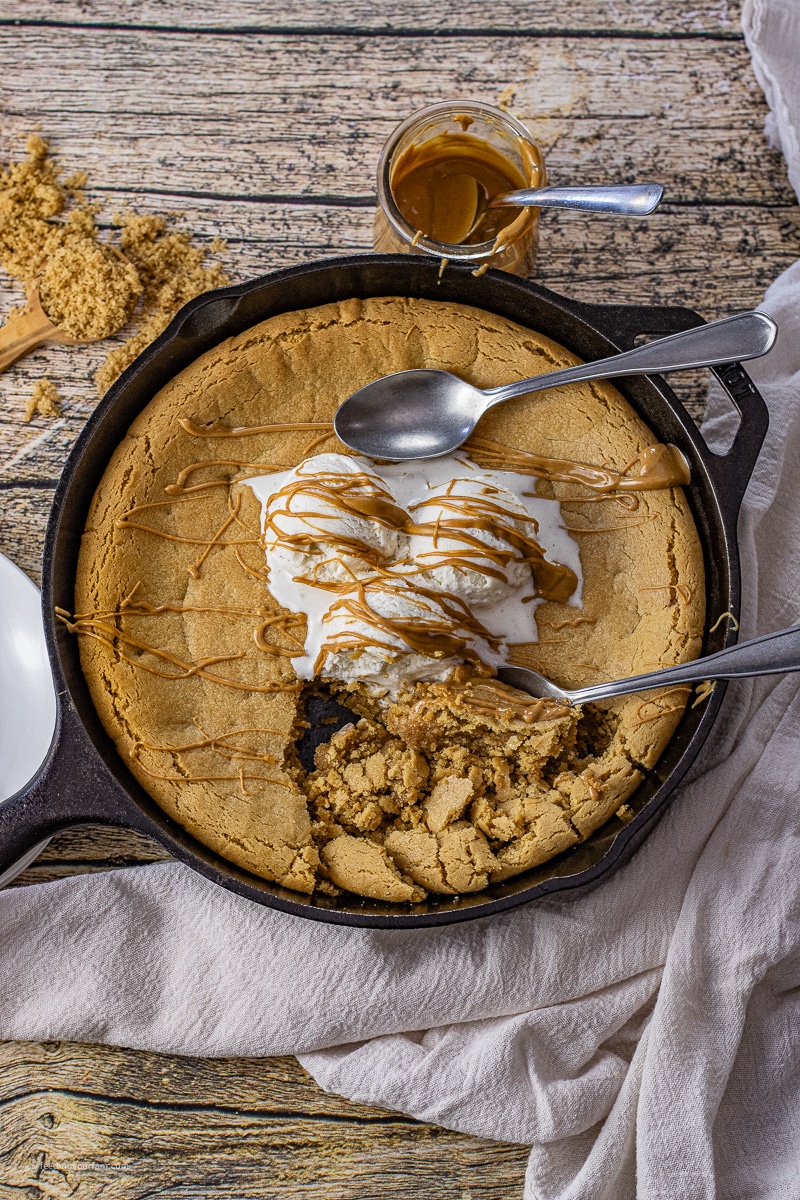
[73,296,705,901]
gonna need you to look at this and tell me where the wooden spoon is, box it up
[0,282,86,375]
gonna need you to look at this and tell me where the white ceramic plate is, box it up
[0,553,57,884]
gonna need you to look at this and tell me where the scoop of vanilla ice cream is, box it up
[263,453,408,586]
[406,476,533,606]
[317,580,501,688]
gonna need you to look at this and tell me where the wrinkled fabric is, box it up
[2,4,800,1196]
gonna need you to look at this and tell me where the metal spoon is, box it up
[497,622,800,705]
[334,310,777,461]
[463,182,663,240]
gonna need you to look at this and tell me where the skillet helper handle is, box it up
[0,304,54,374]
[0,703,150,880]
[708,358,770,515]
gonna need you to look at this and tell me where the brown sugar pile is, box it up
[39,241,141,340]
[94,214,230,394]
[23,377,61,421]
[0,134,231,395]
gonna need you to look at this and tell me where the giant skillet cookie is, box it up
[68,297,705,903]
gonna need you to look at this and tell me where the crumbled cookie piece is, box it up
[321,834,426,903]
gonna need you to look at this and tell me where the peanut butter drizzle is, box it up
[563,514,657,535]
[180,418,331,439]
[179,417,691,495]
[411,673,570,725]
[630,686,692,729]
[255,613,307,656]
[69,416,693,722]
[640,582,693,603]
[166,460,285,496]
[313,578,503,675]
[58,612,301,695]
[406,488,577,603]
[467,437,691,492]
[708,610,738,633]
[536,615,597,631]
[691,680,717,709]
[264,466,577,604]
[130,722,295,791]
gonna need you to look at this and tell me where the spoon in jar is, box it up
[460,182,664,241]
[334,310,778,460]
[497,622,800,705]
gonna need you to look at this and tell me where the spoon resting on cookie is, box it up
[499,622,800,704]
[334,310,777,460]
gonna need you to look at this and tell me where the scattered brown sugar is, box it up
[23,377,62,422]
[0,133,231,395]
[39,241,141,339]
[94,213,230,394]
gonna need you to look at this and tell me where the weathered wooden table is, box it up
[0,2,797,1195]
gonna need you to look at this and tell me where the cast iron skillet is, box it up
[0,255,768,926]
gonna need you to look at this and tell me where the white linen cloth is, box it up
[2,4,800,1195]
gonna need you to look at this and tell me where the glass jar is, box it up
[373,100,546,277]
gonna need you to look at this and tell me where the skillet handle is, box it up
[563,299,769,516]
[0,701,153,882]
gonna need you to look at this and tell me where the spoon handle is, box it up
[482,311,778,408]
[566,624,800,704]
[489,183,663,216]
[0,302,55,375]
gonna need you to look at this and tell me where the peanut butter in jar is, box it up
[374,101,546,276]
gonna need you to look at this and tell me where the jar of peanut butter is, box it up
[374,100,546,276]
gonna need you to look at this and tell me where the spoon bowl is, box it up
[334,310,778,460]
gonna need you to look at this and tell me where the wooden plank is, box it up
[0,30,789,206]
[1,0,744,36]
[8,826,172,887]
[1,201,797,503]
[0,1042,529,1199]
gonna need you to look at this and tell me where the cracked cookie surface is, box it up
[72,296,705,902]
